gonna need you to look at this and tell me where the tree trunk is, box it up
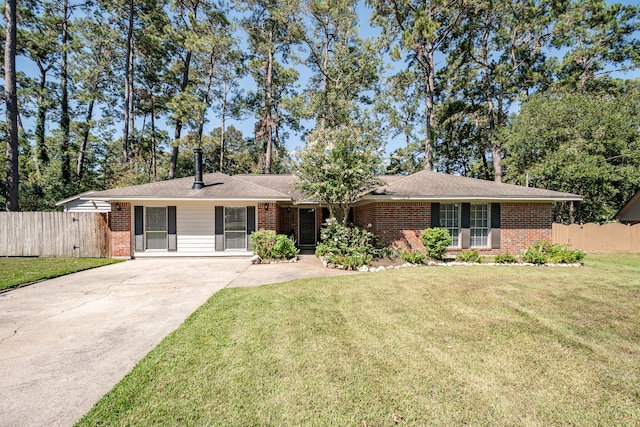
[262,23,275,174]
[122,0,134,163]
[169,51,192,179]
[4,0,19,211]
[220,80,227,172]
[76,99,94,179]
[423,45,435,171]
[35,64,49,165]
[60,0,71,184]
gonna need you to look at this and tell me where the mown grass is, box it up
[0,257,121,291]
[78,254,640,426]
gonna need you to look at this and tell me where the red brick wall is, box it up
[501,202,553,253]
[110,202,132,258]
[278,206,298,238]
[354,202,431,250]
[354,201,553,254]
[257,202,278,231]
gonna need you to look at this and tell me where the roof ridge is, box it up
[232,174,293,198]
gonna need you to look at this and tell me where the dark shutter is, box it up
[461,203,471,249]
[215,206,224,251]
[246,206,256,249]
[168,206,177,251]
[134,206,144,252]
[431,203,440,227]
[491,203,501,249]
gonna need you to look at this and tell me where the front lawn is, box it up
[79,254,640,426]
[0,257,121,291]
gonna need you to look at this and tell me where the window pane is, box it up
[146,207,167,232]
[470,204,489,247]
[145,207,167,249]
[146,231,167,249]
[440,204,460,247]
[225,207,246,249]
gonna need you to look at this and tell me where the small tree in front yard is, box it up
[295,123,383,225]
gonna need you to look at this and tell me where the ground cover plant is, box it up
[79,254,640,426]
[0,257,121,291]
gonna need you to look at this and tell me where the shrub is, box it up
[250,229,299,260]
[400,250,426,264]
[250,229,276,259]
[316,218,376,269]
[457,250,482,263]
[522,241,585,264]
[420,228,452,260]
[494,253,518,264]
[271,234,299,260]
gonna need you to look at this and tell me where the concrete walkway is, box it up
[0,256,353,427]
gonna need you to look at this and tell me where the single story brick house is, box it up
[59,159,581,258]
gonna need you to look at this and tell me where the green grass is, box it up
[78,254,640,426]
[0,257,121,291]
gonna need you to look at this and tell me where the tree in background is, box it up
[501,85,640,223]
[4,0,20,211]
[241,0,301,174]
[297,0,380,129]
[296,122,383,225]
[370,0,463,171]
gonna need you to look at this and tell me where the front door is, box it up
[299,208,316,246]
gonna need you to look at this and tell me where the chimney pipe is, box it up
[192,148,204,189]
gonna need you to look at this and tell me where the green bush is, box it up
[400,250,426,264]
[271,234,300,259]
[522,241,585,264]
[250,229,299,260]
[457,250,482,263]
[420,228,452,260]
[494,253,518,264]
[250,229,276,259]
[316,218,376,269]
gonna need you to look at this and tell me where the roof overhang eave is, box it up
[75,196,292,203]
[361,195,583,203]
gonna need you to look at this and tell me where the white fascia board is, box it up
[361,195,583,203]
[80,196,291,203]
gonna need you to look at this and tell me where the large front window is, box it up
[225,207,246,250]
[145,207,167,249]
[470,204,489,247]
[440,204,460,247]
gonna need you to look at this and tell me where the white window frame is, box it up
[440,204,460,247]
[145,206,168,250]
[224,206,247,250]
[470,204,490,248]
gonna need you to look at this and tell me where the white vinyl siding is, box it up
[176,204,215,253]
[62,199,111,213]
[440,204,460,247]
[225,207,246,250]
[470,204,490,247]
[145,207,167,250]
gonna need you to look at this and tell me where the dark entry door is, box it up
[299,208,316,246]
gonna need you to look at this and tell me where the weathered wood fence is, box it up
[552,222,640,253]
[0,212,111,257]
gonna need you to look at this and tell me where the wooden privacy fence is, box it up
[0,212,111,258]
[552,222,640,253]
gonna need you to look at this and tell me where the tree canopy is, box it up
[1,0,638,224]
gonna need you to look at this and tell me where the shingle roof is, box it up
[369,170,581,201]
[80,172,291,201]
[63,170,581,204]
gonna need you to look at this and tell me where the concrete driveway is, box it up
[0,256,353,427]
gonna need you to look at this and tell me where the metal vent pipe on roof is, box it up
[192,148,205,189]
